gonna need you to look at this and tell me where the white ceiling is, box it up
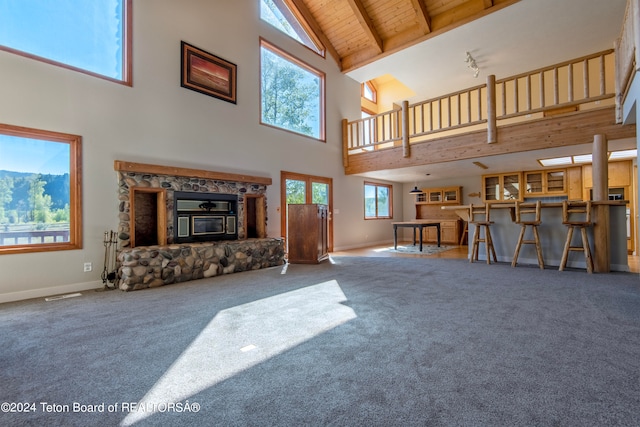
[345,0,634,183]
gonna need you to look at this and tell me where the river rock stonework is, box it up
[116,172,269,248]
[117,238,285,291]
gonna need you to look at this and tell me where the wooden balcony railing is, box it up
[343,49,618,164]
[409,84,487,139]
[0,230,70,245]
[344,108,402,151]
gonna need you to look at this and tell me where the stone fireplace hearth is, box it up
[115,160,272,248]
[113,161,284,291]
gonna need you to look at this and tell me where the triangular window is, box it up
[260,0,325,57]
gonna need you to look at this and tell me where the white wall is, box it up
[0,0,401,302]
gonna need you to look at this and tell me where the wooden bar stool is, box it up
[559,200,594,273]
[511,200,544,269]
[469,204,497,264]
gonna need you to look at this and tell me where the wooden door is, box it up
[281,171,333,252]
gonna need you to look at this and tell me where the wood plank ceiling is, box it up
[291,0,521,72]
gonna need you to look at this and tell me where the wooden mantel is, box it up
[113,160,272,186]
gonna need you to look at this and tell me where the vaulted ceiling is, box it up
[292,0,520,72]
[281,0,634,183]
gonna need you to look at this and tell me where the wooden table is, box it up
[392,221,441,251]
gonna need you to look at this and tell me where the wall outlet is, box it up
[83,262,92,272]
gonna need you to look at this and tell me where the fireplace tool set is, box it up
[101,230,118,290]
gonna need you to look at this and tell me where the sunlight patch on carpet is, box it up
[120,280,356,426]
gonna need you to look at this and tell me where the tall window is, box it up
[362,81,377,103]
[364,182,392,219]
[260,0,324,57]
[260,39,325,141]
[0,124,82,255]
[0,0,132,85]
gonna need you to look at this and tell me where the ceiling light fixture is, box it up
[465,51,479,78]
[409,186,423,194]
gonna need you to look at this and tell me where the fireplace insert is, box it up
[174,192,238,243]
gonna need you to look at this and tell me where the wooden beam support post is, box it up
[487,74,497,143]
[592,134,609,201]
[402,100,410,157]
[592,134,610,273]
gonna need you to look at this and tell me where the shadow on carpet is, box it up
[381,244,456,255]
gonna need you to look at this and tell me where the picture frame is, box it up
[181,41,237,104]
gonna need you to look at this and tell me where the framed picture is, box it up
[181,41,237,104]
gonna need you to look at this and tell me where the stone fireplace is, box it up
[113,161,284,291]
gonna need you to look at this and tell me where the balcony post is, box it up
[487,74,497,143]
[342,118,349,167]
[592,134,610,273]
[402,100,410,157]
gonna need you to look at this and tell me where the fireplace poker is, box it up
[100,230,118,290]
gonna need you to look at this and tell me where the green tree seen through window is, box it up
[260,40,323,140]
[364,183,392,219]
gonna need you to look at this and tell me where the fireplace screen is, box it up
[174,191,238,243]
[192,216,225,235]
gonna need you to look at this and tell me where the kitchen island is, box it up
[445,201,629,272]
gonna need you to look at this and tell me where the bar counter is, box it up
[443,201,629,272]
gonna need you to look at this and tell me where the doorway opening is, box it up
[280,171,333,252]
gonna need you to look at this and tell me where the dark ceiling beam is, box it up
[409,0,432,34]
[346,0,384,53]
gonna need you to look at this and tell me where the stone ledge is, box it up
[116,238,285,291]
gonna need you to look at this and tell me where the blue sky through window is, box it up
[0,135,69,175]
[0,0,124,80]
[260,0,303,45]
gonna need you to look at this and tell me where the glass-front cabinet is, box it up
[482,172,522,202]
[524,169,566,195]
[415,186,461,204]
[524,172,543,195]
[545,170,566,193]
[428,189,442,203]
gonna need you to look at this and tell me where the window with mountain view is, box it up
[0,124,82,254]
[260,39,325,140]
[0,0,131,84]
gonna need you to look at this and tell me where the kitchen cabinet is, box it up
[566,166,583,200]
[422,219,461,245]
[582,160,632,188]
[524,169,566,196]
[420,219,461,244]
[287,204,329,264]
[415,186,461,205]
[482,172,522,202]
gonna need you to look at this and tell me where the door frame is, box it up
[280,171,333,252]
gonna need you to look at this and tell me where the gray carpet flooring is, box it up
[1,256,640,426]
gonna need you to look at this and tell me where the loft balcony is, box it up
[342,48,637,177]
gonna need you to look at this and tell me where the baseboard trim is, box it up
[0,281,103,304]
[332,239,394,252]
